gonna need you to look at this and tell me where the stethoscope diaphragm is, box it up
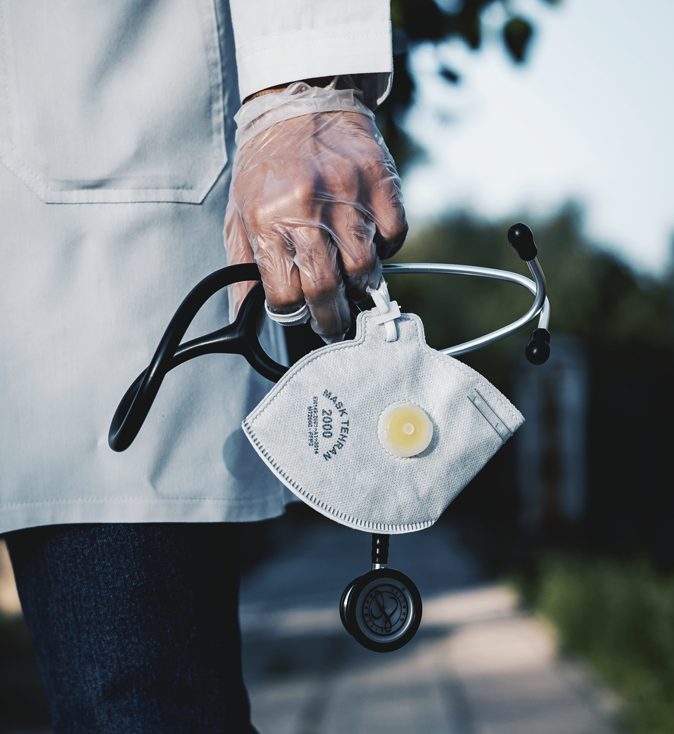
[340,566,422,653]
[339,533,422,653]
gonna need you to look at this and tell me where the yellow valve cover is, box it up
[378,403,433,458]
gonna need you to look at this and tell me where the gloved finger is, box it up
[327,204,382,296]
[223,206,257,322]
[367,170,408,259]
[293,225,351,342]
[252,229,303,313]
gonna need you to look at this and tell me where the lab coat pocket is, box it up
[0,0,226,204]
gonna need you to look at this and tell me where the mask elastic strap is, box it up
[366,279,401,342]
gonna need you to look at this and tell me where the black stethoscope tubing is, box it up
[108,263,285,452]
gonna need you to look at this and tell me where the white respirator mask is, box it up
[243,280,525,534]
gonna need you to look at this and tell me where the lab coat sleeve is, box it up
[229,0,393,108]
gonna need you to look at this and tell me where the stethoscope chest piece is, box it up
[340,534,422,652]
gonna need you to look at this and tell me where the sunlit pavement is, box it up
[240,519,621,734]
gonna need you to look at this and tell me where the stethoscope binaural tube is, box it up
[108,222,551,452]
[108,263,286,452]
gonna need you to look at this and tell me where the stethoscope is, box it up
[109,222,551,653]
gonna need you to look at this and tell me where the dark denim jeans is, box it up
[5,523,259,734]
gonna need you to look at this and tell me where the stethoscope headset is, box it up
[109,223,551,652]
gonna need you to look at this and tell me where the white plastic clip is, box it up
[366,279,401,342]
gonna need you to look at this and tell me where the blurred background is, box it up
[2,1,673,732]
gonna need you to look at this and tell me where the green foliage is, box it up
[379,0,552,169]
[516,556,674,734]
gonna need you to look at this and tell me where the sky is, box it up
[402,0,674,275]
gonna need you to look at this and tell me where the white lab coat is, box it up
[0,1,392,535]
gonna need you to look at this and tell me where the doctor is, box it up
[0,1,406,732]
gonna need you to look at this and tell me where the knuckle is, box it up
[293,178,316,204]
[266,290,304,312]
[347,217,376,242]
[381,206,408,240]
[245,207,262,232]
[327,162,359,191]
[361,154,386,178]
[346,250,377,277]
[248,203,274,231]
[304,276,341,303]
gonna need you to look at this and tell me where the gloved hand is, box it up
[224,80,407,343]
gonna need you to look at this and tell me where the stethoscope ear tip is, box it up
[508,221,538,261]
[525,327,551,365]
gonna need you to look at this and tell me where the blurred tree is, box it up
[390,203,674,365]
[394,206,674,564]
[378,0,561,170]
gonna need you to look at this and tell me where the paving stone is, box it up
[240,517,622,734]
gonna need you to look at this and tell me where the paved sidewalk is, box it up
[240,518,622,734]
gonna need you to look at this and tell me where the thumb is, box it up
[224,204,257,322]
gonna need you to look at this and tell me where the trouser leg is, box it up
[5,522,259,734]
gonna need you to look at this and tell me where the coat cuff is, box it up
[231,6,392,109]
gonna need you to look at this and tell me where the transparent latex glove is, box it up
[224,87,407,343]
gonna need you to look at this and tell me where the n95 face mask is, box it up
[242,286,524,534]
